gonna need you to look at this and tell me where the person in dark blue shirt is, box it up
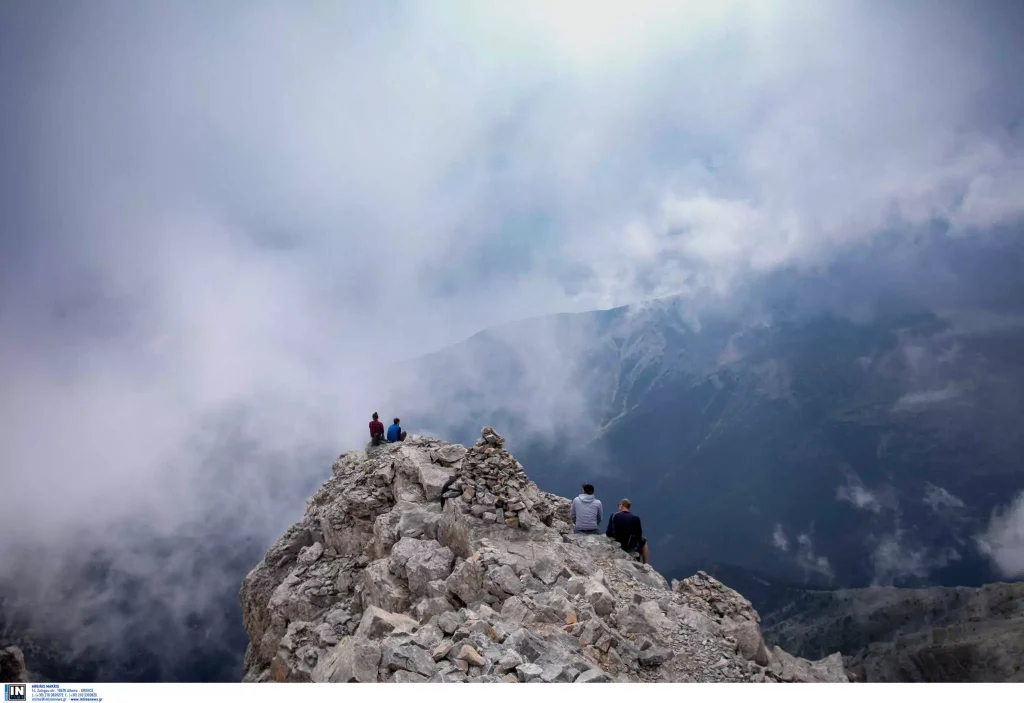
[386,417,407,443]
[606,498,649,565]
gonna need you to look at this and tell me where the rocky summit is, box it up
[239,429,852,683]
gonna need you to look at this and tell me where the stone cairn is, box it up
[440,427,537,530]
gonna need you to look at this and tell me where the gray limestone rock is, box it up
[575,668,613,683]
[485,564,524,599]
[446,558,484,605]
[381,639,439,677]
[355,606,418,640]
[312,637,381,683]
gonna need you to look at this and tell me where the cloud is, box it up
[795,532,834,582]
[836,471,898,514]
[893,384,966,412]
[871,530,961,586]
[772,524,790,552]
[976,491,1024,578]
[923,482,966,514]
[0,0,1022,680]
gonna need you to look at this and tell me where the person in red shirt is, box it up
[369,412,385,446]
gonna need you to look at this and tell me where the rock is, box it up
[0,646,29,684]
[485,564,524,599]
[432,640,454,661]
[388,537,425,578]
[515,662,544,682]
[398,504,442,541]
[446,559,484,605]
[638,647,674,667]
[314,622,342,647]
[413,623,444,650]
[405,544,456,598]
[769,647,848,683]
[297,542,324,565]
[725,618,770,666]
[575,668,613,683]
[500,596,530,626]
[325,607,352,628]
[312,637,381,683]
[457,644,487,667]
[436,444,468,465]
[392,670,428,683]
[505,628,549,662]
[381,639,438,677]
[435,610,463,635]
[396,445,455,501]
[481,427,504,446]
[425,579,448,598]
[616,601,672,635]
[496,650,525,674]
[584,579,616,617]
[540,660,580,683]
[530,592,576,624]
[413,596,454,623]
[355,606,418,639]
[567,576,588,597]
[362,559,412,613]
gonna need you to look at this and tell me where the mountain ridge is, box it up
[239,428,852,683]
[762,581,1024,682]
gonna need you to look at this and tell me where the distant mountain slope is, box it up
[761,582,1024,682]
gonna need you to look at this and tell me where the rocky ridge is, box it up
[239,429,851,683]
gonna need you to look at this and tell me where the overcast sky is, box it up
[1,1,1023,668]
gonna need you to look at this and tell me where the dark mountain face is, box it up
[395,234,1024,594]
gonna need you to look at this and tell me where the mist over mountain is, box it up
[393,230,1024,594]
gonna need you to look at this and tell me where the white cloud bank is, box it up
[977,492,1024,579]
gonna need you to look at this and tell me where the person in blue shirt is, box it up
[386,417,407,443]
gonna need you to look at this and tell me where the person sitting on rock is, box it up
[369,412,385,446]
[386,417,407,443]
[571,483,603,534]
[606,498,649,565]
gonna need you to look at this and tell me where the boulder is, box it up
[575,668,613,683]
[769,647,848,683]
[392,670,428,683]
[362,559,411,613]
[446,559,484,605]
[381,639,439,677]
[406,545,456,598]
[298,542,324,565]
[485,564,524,599]
[413,596,454,623]
[312,637,381,683]
[355,606,418,639]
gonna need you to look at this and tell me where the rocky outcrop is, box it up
[240,430,852,683]
[0,645,29,683]
[763,582,1024,682]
